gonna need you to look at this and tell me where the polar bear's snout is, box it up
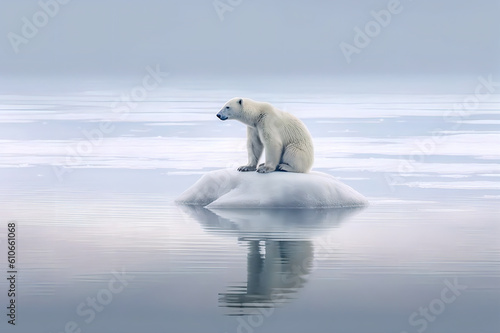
[216,112,228,121]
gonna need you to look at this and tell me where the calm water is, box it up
[0,79,499,333]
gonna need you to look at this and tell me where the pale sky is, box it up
[0,0,498,77]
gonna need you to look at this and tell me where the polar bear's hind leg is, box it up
[280,146,312,173]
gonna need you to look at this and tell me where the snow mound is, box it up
[176,169,368,208]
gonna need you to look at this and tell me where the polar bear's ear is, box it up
[238,99,242,105]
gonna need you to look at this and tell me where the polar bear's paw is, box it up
[257,164,276,173]
[237,165,257,172]
[277,163,293,172]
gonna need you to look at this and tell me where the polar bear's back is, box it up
[278,110,313,147]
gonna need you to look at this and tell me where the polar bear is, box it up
[216,97,314,173]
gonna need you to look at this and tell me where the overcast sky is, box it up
[0,0,498,78]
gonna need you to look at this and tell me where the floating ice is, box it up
[176,169,368,208]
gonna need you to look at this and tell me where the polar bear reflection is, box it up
[220,239,313,314]
[179,206,361,315]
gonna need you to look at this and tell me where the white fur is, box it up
[216,97,314,173]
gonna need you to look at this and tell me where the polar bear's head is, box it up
[216,98,243,121]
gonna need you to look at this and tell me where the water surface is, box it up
[0,79,499,332]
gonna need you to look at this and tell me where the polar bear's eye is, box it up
[225,106,229,109]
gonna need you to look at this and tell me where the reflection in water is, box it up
[179,206,363,315]
[220,239,313,315]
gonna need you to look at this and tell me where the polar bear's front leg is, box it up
[238,127,263,172]
[257,139,281,173]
